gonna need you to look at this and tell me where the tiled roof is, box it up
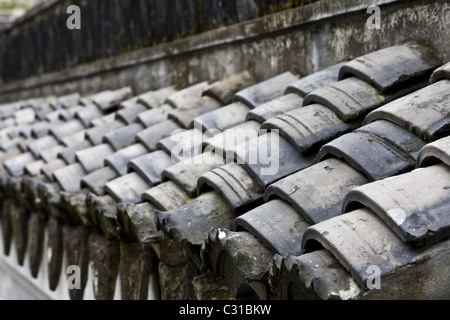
[0,41,449,300]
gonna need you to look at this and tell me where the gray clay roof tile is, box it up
[246,93,304,124]
[264,157,369,224]
[261,103,358,153]
[104,172,150,203]
[75,143,115,173]
[417,135,450,168]
[233,199,310,255]
[81,166,119,196]
[127,150,174,186]
[342,163,450,246]
[316,120,426,181]
[104,143,148,175]
[233,72,299,108]
[338,41,441,92]
[0,39,449,301]
[285,61,347,97]
[364,79,450,141]
[135,119,181,151]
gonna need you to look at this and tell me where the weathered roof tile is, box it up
[265,157,369,224]
[202,120,261,160]
[39,144,65,163]
[261,103,358,153]
[75,143,115,173]
[417,135,450,168]
[338,41,441,92]
[202,228,273,299]
[84,120,125,145]
[343,163,450,245]
[156,127,203,163]
[164,81,209,109]
[202,71,256,105]
[364,79,450,141]
[50,92,81,109]
[142,180,189,211]
[116,103,148,125]
[192,101,250,132]
[103,123,144,151]
[197,163,263,211]
[52,163,87,193]
[234,132,316,187]
[57,140,93,164]
[429,61,450,84]
[116,202,163,243]
[137,104,174,128]
[104,143,148,175]
[104,172,150,203]
[0,136,23,153]
[135,120,181,151]
[41,159,67,181]
[270,250,360,300]
[156,191,237,267]
[246,93,304,124]
[60,130,87,147]
[92,87,133,113]
[286,61,347,96]
[3,152,36,177]
[27,135,59,158]
[25,159,46,176]
[316,120,425,181]
[127,150,174,186]
[233,199,310,255]
[161,152,225,197]
[301,208,447,290]
[168,96,222,129]
[233,72,299,108]
[80,166,118,196]
[303,77,386,121]
[136,86,178,109]
[74,104,103,127]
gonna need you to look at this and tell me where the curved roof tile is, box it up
[233,72,299,108]
[265,157,369,224]
[261,103,358,153]
[343,163,450,245]
[197,163,263,211]
[233,199,310,255]
[316,120,425,181]
[364,79,450,141]
[338,42,440,92]
[417,136,450,168]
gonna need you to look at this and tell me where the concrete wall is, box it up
[0,0,449,103]
[0,0,320,84]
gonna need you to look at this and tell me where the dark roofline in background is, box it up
[1,0,447,105]
[0,0,59,31]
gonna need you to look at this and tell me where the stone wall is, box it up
[0,0,319,84]
[0,0,449,103]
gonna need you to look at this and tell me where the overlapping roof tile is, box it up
[0,41,449,301]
